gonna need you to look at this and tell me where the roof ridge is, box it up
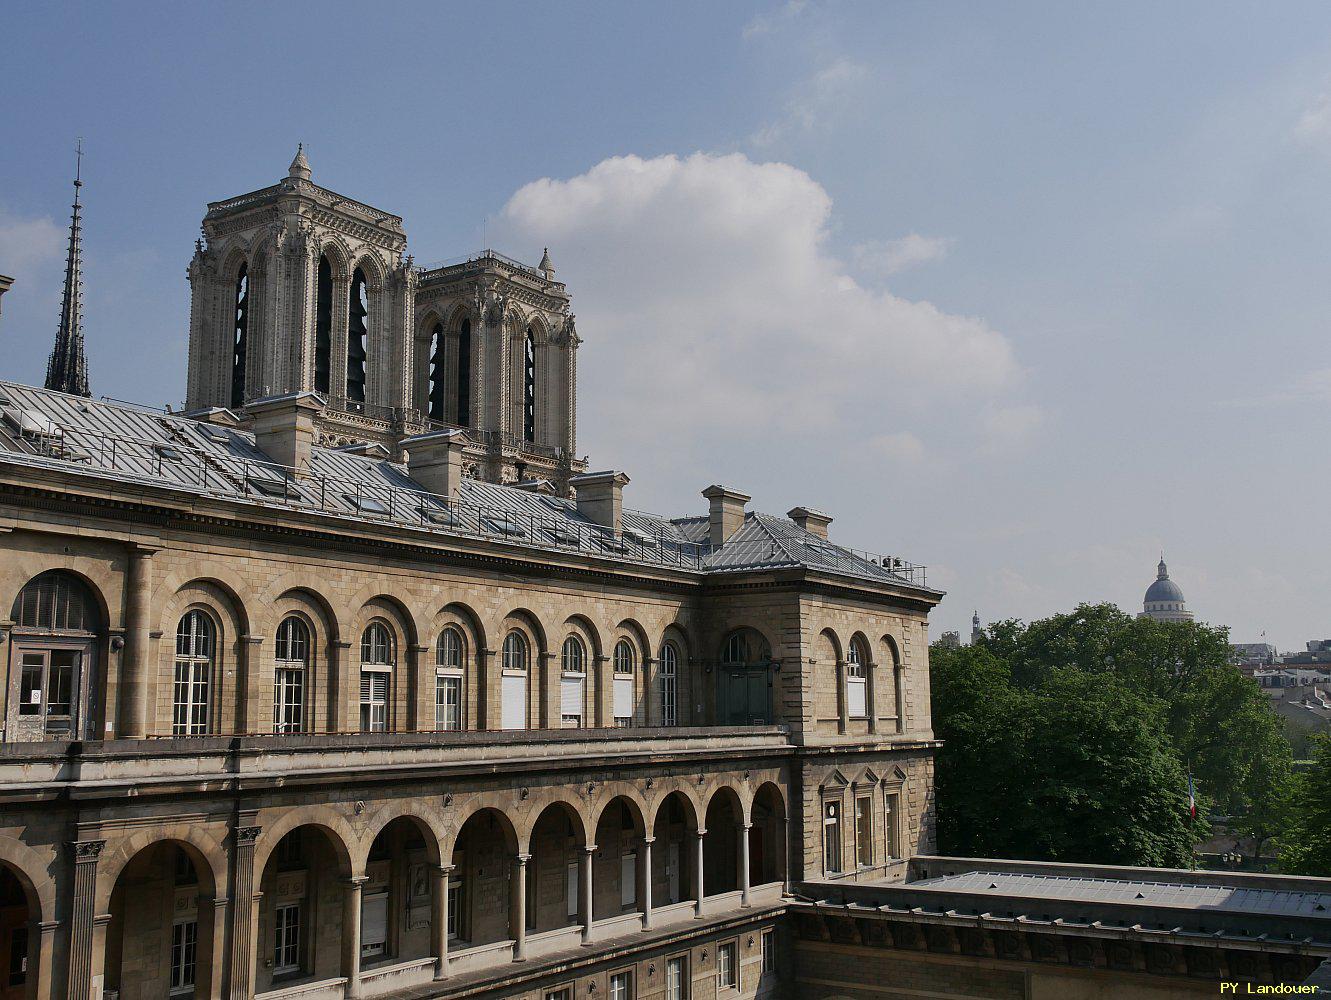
[748,511,803,565]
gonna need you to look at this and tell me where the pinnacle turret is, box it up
[45,141,91,398]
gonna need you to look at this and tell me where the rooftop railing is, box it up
[418,249,556,283]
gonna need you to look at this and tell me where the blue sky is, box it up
[3,1,1331,648]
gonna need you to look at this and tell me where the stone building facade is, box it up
[0,154,941,1000]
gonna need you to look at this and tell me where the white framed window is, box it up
[823,799,843,874]
[847,639,868,719]
[610,970,634,1000]
[274,616,309,734]
[561,636,586,727]
[360,621,393,732]
[501,630,529,730]
[169,919,197,992]
[545,989,572,1000]
[274,902,301,974]
[855,795,874,868]
[613,639,635,726]
[660,641,678,726]
[437,626,463,670]
[435,674,461,731]
[173,610,213,735]
[666,955,689,1000]
[718,940,738,991]
[761,929,775,973]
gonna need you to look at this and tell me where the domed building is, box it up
[1140,556,1195,622]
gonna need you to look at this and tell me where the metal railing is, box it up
[418,249,552,281]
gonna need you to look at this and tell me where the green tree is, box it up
[1278,734,1331,876]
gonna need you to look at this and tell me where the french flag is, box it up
[1187,773,1197,819]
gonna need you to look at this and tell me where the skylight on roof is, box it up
[3,407,60,438]
[540,524,580,545]
[250,477,301,500]
[482,515,527,538]
[155,444,185,463]
[600,535,629,554]
[199,425,230,443]
[537,495,569,512]
[623,527,657,548]
[344,493,390,515]
[418,504,463,527]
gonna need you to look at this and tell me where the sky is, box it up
[2,1,1330,650]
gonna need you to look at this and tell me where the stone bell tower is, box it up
[184,149,585,488]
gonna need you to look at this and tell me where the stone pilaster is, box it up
[226,824,261,999]
[66,839,103,1000]
[119,545,157,737]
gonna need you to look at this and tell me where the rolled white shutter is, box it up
[848,678,866,718]
[566,862,579,918]
[561,676,584,718]
[361,892,388,953]
[502,674,526,730]
[620,852,636,906]
[613,677,633,720]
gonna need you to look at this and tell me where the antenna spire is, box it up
[46,138,91,398]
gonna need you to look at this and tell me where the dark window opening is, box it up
[347,267,369,403]
[523,328,536,443]
[230,263,248,409]
[456,318,471,425]
[428,322,447,421]
[314,255,332,395]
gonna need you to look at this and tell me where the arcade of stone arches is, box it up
[0,779,789,1000]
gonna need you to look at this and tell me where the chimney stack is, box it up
[247,392,324,471]
[403,429,470,503]
[703,485,751,547]
[570,470,630,533]
[788,506,832,539]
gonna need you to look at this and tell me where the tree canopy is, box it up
[931,603,1293,868]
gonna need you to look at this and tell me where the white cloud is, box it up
[741,0,810,40]
[982,404,1043,453]
[0,208,64,282]
[495,152,1034,503]
[1294,91,1331,144]
[852,234,953,275]
[750,59,868,147]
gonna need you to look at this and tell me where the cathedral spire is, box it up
[46,140,91,398]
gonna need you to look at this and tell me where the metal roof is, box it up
[0,379,933,591]
[912,870,1331,920]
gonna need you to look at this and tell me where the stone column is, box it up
[200,894,227,1000]
[342,876,367,999]
[539,651,558,729]
[409,643,431,731]
[239,634,264,734]
[739,824,752,906]
[35,919,57,1000]
[227,825,261,999]
[119,546,156,737]
[691,829,706,918]
[433,864,454,980]
[579,844,596,945]
[66,839,103,1000]
[643,657,658,726]
[638,837,654,930]
[594,655,611,728]
[330,640,353,732]
[480,649,500,730]
[510,854,530,961]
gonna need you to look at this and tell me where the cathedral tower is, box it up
[185,149,582,486]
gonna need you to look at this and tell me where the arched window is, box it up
[847,637,869,720]
[718,628,774,727]
[359,621,393,732]
[314,254,332,394]
[721,629,771,667]
[659,641,679,727]
[612,639,635,727]
[347,267,369,404]
[456,318,471,425]
[435,627,463,731]
[500,631,529,730]
[274,616,309,734]
[9,571,99,739]
[230,262,248,410]
[560,636,586,728]
[523,327,536,442]
[428,321,447,421]
[174,610,214,736]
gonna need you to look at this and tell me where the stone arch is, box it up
[253,805,358,879]
[348,589,422,648]
[356,805,446,870]
[647,785,703,834]
[657,622,691,727]
[501,607,549,653]
[560,614,600,727]
[518,798,588,855]
[94,826,225,915]
[254,578,340,641]
[316,235,353,280]
[156,579,249,735]
[349,250,387,290]
[443,802,520,861]
[591,791,649,838]
[749,781,789,886]
[2,565,112,633]
[154,571,252,637]
[880,632,905,732]
[703,785,745,897]
[0,836,54,924]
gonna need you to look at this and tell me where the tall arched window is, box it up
[435,626,463,731]
[500,630,529,731]
[274,616,309,734]
[560,636,586,728]
[9,571,99,740]
[314,254,333,394]
[456,318,471,425]
[718,628,773,727]
[659,641,679,727]
[523,327,536,442]
[347,267,369,404]
[847,637,869,720]
[612,639,635,727]
[231,262,249,409]
[428,321,447,421]
[360,621,393,732]
[174,610,214,736]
